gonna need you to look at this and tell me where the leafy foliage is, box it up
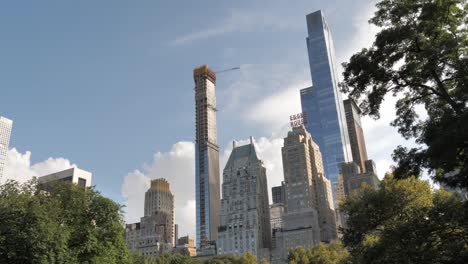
[133,252,262,264]
[287,242,350,264]
[340,0,468,190]
[0,179,131,264]
[340,176,468,263]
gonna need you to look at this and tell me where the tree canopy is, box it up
[0,179,131,264]
[340,176,468,263]
[287,242,350,264]
[340,0,468,190]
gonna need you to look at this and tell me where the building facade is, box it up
[173,235,197,257]
[272,125,337,263]
[125,178,175,257]
[300,10,352,186]
[217,139,271,259]
[0,116,13,181]
[333,175,346,231]
[38,167,92,191]
[281,126,337,243]
[343,99,368,172]
[144,178,175,246]
[194,65,221,249]
[272,183,286,204]
[340,162,380,197]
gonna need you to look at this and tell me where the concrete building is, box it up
[300,10,352,187]
[217,139,271,259]
[194,65,221,249]
[270,203,284,230]
[173,235,197,257]
[125,178,175,257]
[174,224,178,247]
[0,116,13,181]
[282,126,337,243]
[340,161,380,197]
[38,167,92,191]
[344,99,368,172]
[144,178,175,246]
[272,126,337,263]
[272,183,286,204]
[269,203,284,250]
[333,175,346,232]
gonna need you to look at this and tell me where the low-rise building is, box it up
[38,167,92,191]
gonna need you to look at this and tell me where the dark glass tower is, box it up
[194,65,221,249]
[300,10,352,185]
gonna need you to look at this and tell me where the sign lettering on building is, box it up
[290,112,308,128]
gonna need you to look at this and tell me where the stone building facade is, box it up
[272,125,337,263]
[217,139,271,259]
[125,178,175,257]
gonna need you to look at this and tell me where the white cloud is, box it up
[246,83,306,129]
[2,148,76,184]
[170,6,301,45]
[218,64,310,133]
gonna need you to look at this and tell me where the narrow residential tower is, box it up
[194,65,221,249]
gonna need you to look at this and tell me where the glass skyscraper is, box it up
[300,10,352,185]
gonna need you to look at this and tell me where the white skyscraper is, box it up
[0,116,13,181]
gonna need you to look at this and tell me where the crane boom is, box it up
[215,66,240,74]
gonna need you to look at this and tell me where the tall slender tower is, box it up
[194,65,221,249]
[300,10,352,186]
[343,99,368,172]
[0,116,13,181]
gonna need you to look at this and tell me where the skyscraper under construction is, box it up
[194,65,221,249]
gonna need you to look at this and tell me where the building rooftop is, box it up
[225,138,259,168]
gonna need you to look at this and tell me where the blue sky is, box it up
[2,0,417,237]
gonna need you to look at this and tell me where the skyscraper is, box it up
[281,126,337,243]
[217,139,271,259]
[344,99,368,172]
[0,116,13,181]
[125,178,175,256]
[144,178,175,246]
[272,125,337,263]
[194,65,221,249]
[300,10,352,185]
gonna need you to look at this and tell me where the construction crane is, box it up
[215,66,240,74]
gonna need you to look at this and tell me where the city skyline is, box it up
[1,0,425,240]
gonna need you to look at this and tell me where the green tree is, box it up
[0,179,131,264]
[308,242,350,264]
[287,243,350,264]
[239,252,258,264]
[340,176,468,263]
[0,180,71,263]
[340,0,468,190]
